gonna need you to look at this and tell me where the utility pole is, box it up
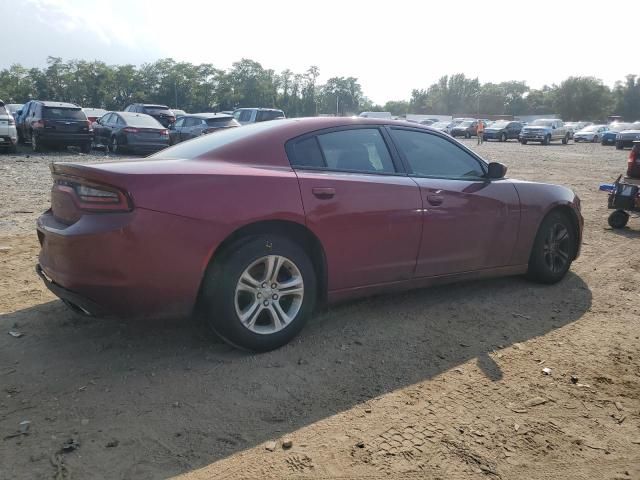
[174,78,178,109]
[336,95,339,116]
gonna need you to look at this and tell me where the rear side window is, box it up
[256,110,284,122]
[312,128,395,173]
[0,105,7,115]
[144,106,172,115]
[290,137,325,168]
[43,108,87,120]
[238,110,253,122]
[389,129,485,178]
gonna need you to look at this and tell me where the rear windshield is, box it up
[459,121,473,127]
[144,106,172,115]
[43,107,87,120]
[206,117,237,127]
[124,114,164,128]
[152,119,283,159]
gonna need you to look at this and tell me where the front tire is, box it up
[592,135,599,143]
[608,210,629,229]
[616,141,623,150]
[109,136,119,154]
[500,132,507,142]
[200,235,317,352]
[562,134,569,145]
[465,132,471,139]
[527,212,576,284]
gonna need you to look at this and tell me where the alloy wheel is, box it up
[234,255,304,334]
[543,223,570,273]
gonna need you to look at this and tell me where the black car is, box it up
[483,121,522,142]
[168,113,240,145]
[17,100,92,153]
[124,104,176,128]
[92,111,170,154]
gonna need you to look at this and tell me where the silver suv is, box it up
[519,119,570,145]
[0,100,18,153]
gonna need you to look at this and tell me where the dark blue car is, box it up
[602,123,632,146]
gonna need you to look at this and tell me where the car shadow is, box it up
[0,272,592,479]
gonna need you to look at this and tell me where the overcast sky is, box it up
[1,0,635,104]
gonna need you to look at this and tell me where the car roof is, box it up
[139,104,170,109]
[39,101,80,108]
[234,107,284,112]
[187,113,233,119]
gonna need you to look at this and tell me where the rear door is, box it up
[387,127,520,277]
[287,126,422,291]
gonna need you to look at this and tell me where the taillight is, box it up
[8,118,15,126]
[54,178,132,212]
[160,129,168,136]
[122,127,139,134]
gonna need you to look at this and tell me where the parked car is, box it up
[573,125,608,143]
[358,112,392,119]
[82,108,108,124]
[615,121,640,149]
[519,119,569,145]
[429,120,455,134]
[5,103,23,120]
[233,108,285,125]
[171,109,187,118]
[601,123,633,146]
[17,100,92,152]
[36,117,583,352]
[564,122,589,139]
[451,120,480,138]
[168,113,240,145]
[92,111,169,154]
[0,100,18,153]
[124,104,176,127]
[482,120,522,142]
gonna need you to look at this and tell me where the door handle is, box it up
[427,194,444,206]
[312,187,335,199]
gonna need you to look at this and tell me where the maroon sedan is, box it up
[36,118,583,351]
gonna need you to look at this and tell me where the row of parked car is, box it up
[422,116,640,148]
[0,99,286,154]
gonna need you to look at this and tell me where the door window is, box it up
[317,129,395,173]
[389,129,485,178]
[101,113,113,124]
[238,110,253,122]
[173,117,185,128]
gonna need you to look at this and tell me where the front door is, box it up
[387,127,520,277]
[287,126,423,291]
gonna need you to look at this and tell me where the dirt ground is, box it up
[1,139,639,480]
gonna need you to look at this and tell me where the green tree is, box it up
[553,76,612,120]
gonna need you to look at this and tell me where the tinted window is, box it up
[290,137,325,168]
[316,128,395,173]
[239,110,253,122]
[100,113,113,124]
[144,106,172,115]
[206,117,237,127]
[114,116,125,126]
[257,110,284,122]
[42,107,87,120]
[390,129,485,178]
[123,114,163,128]
[184,117,200,128]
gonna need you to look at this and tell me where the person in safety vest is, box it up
[476,120,485,145]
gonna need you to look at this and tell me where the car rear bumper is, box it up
[36,131,93,145]
[0,135,17,146]
[36,208,219,318]
[127,141,169,154]
[601,137,616,145]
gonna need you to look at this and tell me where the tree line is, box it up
[0,57,639,121]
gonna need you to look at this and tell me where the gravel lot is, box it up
[1,140,639,480]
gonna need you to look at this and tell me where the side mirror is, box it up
[487,162,507,179]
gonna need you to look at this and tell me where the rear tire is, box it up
[543,135,551,146]
[31,133,43,152]
[465,132,471,139]
[592,135,599,143]
[80,142,91,154]
[109,136,119,154]
[526,211,576,284]
[521,139,528,145]
[200,235,317,352]
[608,210,629,229]
[562,134,568,145]
[500,132,507,142]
